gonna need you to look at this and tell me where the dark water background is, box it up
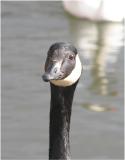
[1,1,124,159]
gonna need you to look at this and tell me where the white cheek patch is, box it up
[50,55,82,87]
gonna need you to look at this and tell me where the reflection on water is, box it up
[68,17,123,111]
[81,103,117,112]
[90,23,123,96]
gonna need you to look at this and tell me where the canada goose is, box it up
[42,42,82,159]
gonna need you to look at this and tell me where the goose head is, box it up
[42,42,82,87]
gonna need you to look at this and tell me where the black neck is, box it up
[49,81,78,160]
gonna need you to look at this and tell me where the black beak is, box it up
[42,73,54,82]
[42,62,65,82]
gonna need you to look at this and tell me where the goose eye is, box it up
[68,55,74,60]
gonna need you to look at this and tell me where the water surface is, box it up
[1,1,124,159]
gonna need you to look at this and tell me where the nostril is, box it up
[54,68,57,73]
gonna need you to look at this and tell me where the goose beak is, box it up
[42,62,63,82]
[42,73,54,82]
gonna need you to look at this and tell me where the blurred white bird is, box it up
[63,0,124,22]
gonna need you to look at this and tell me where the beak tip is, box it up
[42,74,50,82]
